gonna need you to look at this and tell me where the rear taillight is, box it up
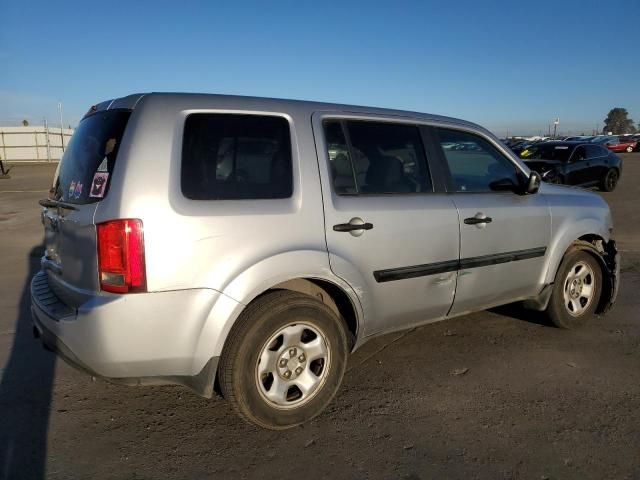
[97,219,146,293]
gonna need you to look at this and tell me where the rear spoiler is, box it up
[81,93,146,121]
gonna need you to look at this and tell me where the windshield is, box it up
[524,144,573,161]
[51,110,131,204]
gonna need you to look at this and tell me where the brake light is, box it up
[97,219,146,293]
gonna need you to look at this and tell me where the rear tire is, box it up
[546,250,602,329]
[218,291,348,430]
[626,146,633,153]
[599,168,619,192]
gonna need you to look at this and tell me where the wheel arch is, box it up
[268,278,359,348]
[544,234,618,315]
[543,212,611,284]
[191,250,364,378]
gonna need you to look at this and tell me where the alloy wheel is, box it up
[562,261,596,316]
[255,323,331,409]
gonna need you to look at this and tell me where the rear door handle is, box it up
[333,217,373,237]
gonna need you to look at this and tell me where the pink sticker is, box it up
[89,172,109,198]
[74,182,83,199]
[68,181,76,197]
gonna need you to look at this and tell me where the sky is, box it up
[1,0,638,136]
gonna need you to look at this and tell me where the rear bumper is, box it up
[31,307,97,376]
[32,311,219,397]
[30,270,229,396]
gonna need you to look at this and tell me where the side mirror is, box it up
[525,171,541,194]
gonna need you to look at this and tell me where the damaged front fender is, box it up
[524,238,620,314]
[598,239,620,314]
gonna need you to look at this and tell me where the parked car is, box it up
[510,140,538,156]
[32,93,620,429]
[590,135,617,145]
[604,137,637,153]
[522,141,622,191]
[564,136,594,142]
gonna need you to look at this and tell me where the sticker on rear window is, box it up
[68,181,76,197]
[90,173,109,198]
[97,157,108,172]
[73,182,83,199]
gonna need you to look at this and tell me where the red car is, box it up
[606,137,637,153]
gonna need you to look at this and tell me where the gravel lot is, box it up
[1,155,639,480]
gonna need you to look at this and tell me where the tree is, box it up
[603,108,636,134]
[22,119,29,127]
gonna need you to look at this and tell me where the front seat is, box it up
[365,155,413,193]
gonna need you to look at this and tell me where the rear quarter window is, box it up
[181,114,293,200]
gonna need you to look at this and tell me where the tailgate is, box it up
[42,109,131,306]
[43,202,99,305]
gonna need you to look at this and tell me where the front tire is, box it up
[546,250,602,329]
[600,168,619,192]
[218,291,348,429]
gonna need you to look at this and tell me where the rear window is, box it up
[51,110,131,204]
[181,114,293,200]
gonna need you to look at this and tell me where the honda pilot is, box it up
[32,93,619,429]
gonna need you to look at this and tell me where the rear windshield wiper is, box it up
[38,198,78,211]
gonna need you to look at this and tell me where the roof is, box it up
[87,92,484,132]
[533,140,584,146]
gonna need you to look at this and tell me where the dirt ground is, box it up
[1,156,639,480]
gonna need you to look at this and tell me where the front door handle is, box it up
[333,217,373,237]
[464,214,492,225]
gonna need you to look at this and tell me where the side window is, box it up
[322,120,432,195]
[572,146,587,161]
[182,114,293,200]
[324,121,357,194]
[585,145,603,159]
[436,128,519,193]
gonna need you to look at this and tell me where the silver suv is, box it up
[31,93,619,429]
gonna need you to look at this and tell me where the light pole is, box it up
[44,117,52,162]
[58,102,65,153]
[553,117,559,139]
